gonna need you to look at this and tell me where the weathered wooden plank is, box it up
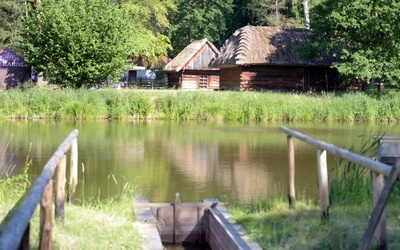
[133,199,164,250]
[133,202,171,209]
[207,207,262,250]
[134,202,225,209]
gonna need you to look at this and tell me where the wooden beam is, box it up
[280,126,392,177]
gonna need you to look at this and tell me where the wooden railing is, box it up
[0,129,79,250]
[280,126,399,250]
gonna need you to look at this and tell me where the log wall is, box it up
[220,65,341,92]
[167,70,220,90]
[219,67,242,90]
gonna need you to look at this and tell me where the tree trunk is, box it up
[303,0,310,29]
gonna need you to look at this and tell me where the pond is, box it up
[1,120,399,204]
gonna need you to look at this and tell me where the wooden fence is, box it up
[0,129,79,250]
[124,79,168,89]
[280,126,399,250]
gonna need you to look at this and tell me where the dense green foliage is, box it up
[0,0,25,51]
[1,89,400,122]
[20,0,136,88]
[306,0,400,87]
[116,0,176,64]
[168,0,234,57]
[3,1,399,90]
[246,0,322,27]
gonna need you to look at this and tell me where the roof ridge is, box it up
[235,26,253,64]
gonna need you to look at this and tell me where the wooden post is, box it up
[317,149,329,219]
[372,172,387,249]
[69,138,78,203]
[287,135,296,209]
[359,160,400,250]
[39,180,53,250]
[174,193,181,244]
[55,154,66,222]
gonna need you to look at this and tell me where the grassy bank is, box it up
[0,170,142,249]
[229,198,400,249]
[1,88,400,122]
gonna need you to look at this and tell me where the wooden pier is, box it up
[133,193,262,250]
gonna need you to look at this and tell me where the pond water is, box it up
[1,120,399,204]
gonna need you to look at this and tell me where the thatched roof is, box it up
[164,38,219,72]
[209,26,336,68]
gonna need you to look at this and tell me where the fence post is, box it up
[55,154,66,222]
[359,160,400,250]
[287,135,296,209]
[69,138,78,203]
[372,172,387,249]
[317,149,329,219]
[39,180,53,250]
[174,193,181,244]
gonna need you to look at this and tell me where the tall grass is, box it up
[1,88,400,122]
[329,134,381,206]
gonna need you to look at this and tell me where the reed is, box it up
[329,133,382,206]
[1,88,400,122]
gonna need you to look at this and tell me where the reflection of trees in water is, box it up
[164,136,272,203]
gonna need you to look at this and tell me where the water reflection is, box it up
[0,120,398,204]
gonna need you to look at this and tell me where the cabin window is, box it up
[199,75,208,89]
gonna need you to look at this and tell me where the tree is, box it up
[225,0,253,38]
[116,0,176,66]
[168,0,234,57]
[307,0,400,87]
[246,0,306,28]
[0,0,25,51]
[20,0,136,88]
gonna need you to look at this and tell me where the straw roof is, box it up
[164,38,219,72]
[209,26,336,68]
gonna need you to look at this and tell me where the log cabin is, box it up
[209,25,341,92]
[164,39,220,90]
